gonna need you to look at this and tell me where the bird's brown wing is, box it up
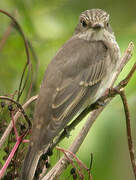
[50,58,106,132]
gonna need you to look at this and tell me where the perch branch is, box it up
[42,42,135,180]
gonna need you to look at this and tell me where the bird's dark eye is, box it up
[106,22,109,26]
[81,20,87,27]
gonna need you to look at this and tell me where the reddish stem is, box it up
[0,110,28,179]
[56,146,88,171]
[23,139,29,143]
[0,136,22,178]
[56,146,85,179]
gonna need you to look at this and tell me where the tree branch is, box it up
[119,90,136,179]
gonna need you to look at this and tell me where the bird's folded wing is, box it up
[51,59,106,128]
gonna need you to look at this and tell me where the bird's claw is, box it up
[64,127,70,138]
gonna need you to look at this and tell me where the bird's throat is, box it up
[77,28,105,42]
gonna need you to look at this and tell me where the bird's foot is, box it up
[91,99,106,110]
[64,127,70,138]
[105,87,119,97]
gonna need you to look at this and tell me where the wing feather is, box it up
[51,59,106,126]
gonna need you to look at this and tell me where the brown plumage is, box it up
[20,9,120,180]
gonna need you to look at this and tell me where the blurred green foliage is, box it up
[0,0,136,179]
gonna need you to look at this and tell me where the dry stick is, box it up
[42,42,134,180]
[119,90,136,179]
[0,95,38,148]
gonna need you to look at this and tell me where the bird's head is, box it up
[74,9,113,40]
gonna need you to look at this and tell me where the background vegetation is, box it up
[0,0,136,179]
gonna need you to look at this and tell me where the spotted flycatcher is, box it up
[20,9,120,180]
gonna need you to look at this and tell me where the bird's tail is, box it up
[19,145,42,180]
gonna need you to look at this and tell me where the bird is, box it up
[20,9,120,180]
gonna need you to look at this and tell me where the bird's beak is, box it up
[92,23,104,30]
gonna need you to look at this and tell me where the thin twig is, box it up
[0,110,29,179]
[88,153,93,180]
[56,146,84,179]
[1,97,30,178]
[0,96,31,127]
[42,42,134,180]
[119,90,136,179]
[119,62,136,88]
[26,40,39,99]
[56,146,89,171]
[17,63,30,101]
[0,109,28,179]
[0,95,38,148]
[27,40,39,82]
[0,9,30,102]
